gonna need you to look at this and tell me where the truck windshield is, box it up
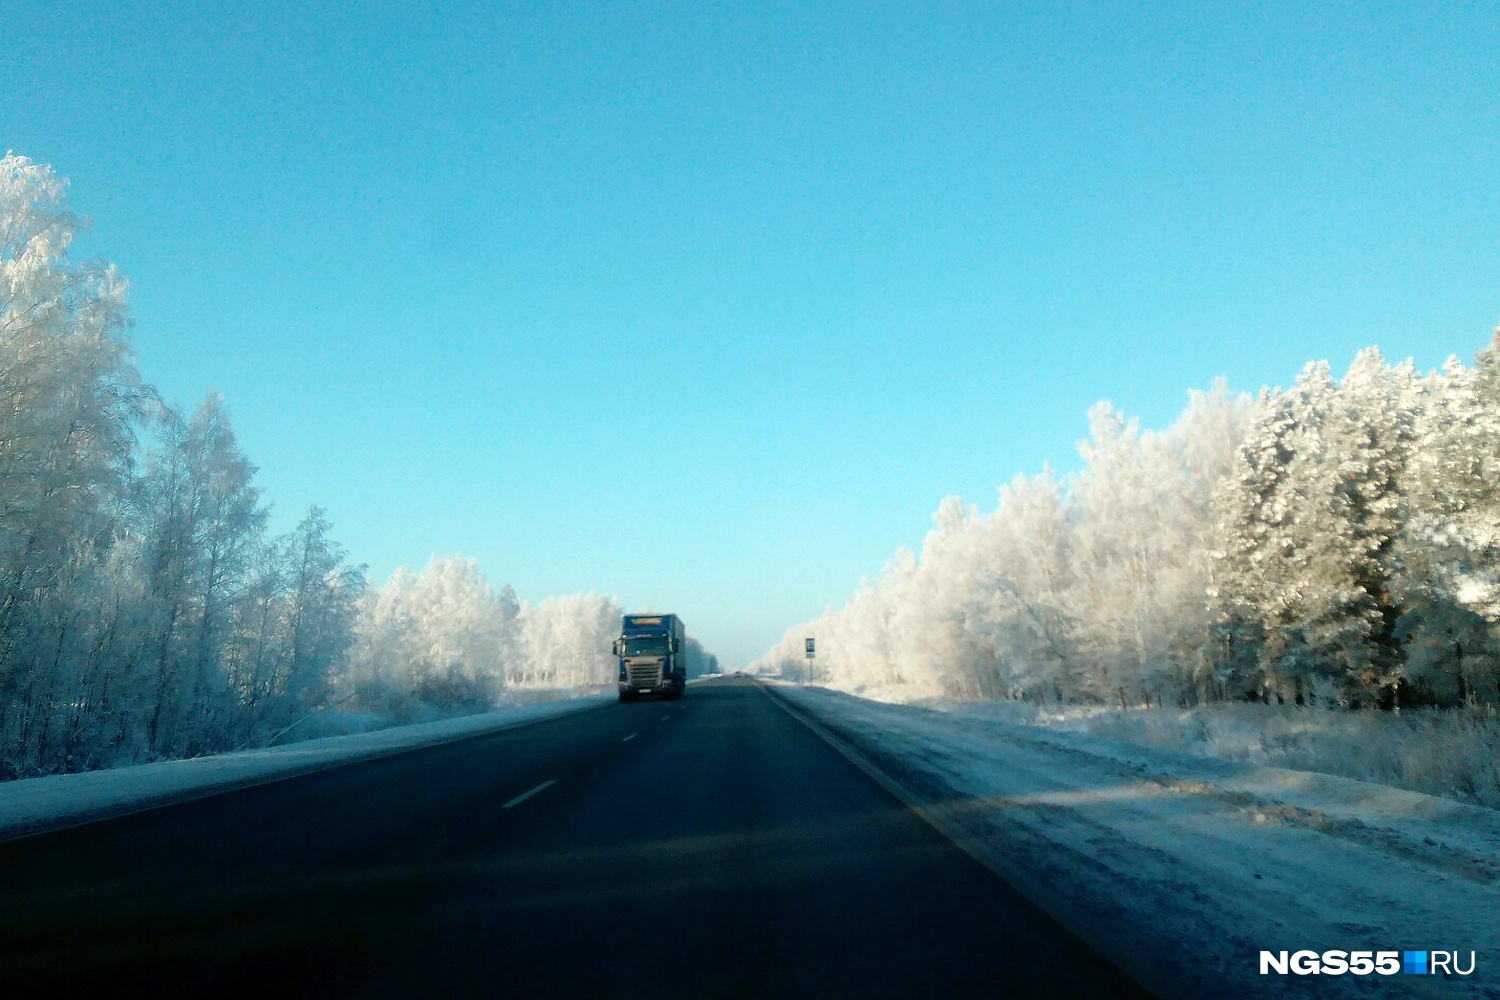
[622,636,668,656]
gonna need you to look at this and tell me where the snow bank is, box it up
[824,682,1500,810]
[773,682,1500,999]
[0,690,613,843]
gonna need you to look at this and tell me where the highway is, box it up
[0,676,1150,998]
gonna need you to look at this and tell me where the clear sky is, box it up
[6,2,1498,666]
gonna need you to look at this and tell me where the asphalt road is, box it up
[0,676,1150,998]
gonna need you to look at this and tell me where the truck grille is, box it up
[627,663,662,689]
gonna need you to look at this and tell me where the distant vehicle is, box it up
[613,613,687,701]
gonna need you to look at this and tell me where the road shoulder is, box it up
[765,681,1500,1000]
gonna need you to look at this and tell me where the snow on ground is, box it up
[834,682,1500,810]
[0,689,613,844]
[773,682,1500,1000]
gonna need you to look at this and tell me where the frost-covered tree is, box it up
[521,592,622,688]
[0,154,143,774]
[343,557,507,716]
[0,154,138,607]
[0,154,375,774]
[1064,387,1249,706]
[342,558,647,715]
[962,470,1075,700]
[1219,354,1418,706]
[1213,386,1298,699]
[1398,335,1500,703]
[276,508,363,717]
[1313,350,1417,704]
[132,395,268,755]
[755,345,1500,714]
[342,565,427,717]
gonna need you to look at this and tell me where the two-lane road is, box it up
[0,677,1150,998]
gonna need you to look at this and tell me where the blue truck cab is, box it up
[614,613,686,701]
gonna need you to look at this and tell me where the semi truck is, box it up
[614,613,687,701]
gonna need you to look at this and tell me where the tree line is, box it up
[344,556,718,722]
[2,154,709,780]
[758,340,1500,711]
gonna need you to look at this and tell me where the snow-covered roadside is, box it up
[771,682,1500,999]
[839,687,1500,810]
[0,691,613,844]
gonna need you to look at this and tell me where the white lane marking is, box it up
[661,715,670,721]
[621,733,637,742]
[502,779,556,809]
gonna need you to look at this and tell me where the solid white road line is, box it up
[621,733,637,742]
[502,779,556,809]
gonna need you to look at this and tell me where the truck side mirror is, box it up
[611,639,622,656]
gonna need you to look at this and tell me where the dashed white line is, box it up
[621,733,637,742]
[502,779,556,809]
[661,714,671,721]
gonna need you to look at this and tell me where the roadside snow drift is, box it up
[774,683,1500,1000]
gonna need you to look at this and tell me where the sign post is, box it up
[803,637,815,683]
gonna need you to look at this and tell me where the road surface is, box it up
[0,676,1150,998]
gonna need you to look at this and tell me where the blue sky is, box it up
[6,2,1498,665]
